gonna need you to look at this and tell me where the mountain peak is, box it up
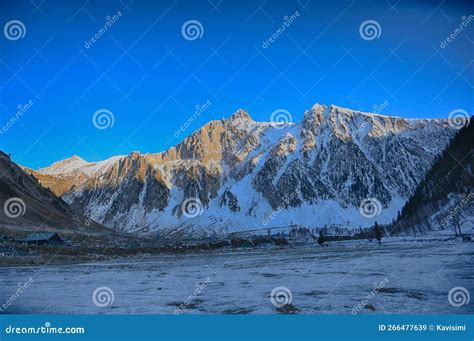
[311,103,328,111]
[303,103,329,127]
[68,155,86,162]
[228,109,252,123]
[0,151,87,230]
[39,155,88,175]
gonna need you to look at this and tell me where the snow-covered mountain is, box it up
[27,104,457,236]
[0,151,104,234]
[393,120,473,235]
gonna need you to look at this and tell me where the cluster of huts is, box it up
[1,232,67,245]
[0,232,70,258]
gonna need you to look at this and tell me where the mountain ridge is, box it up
[23,104,458,236]
[0,151,109,237]
[29,103,448,171]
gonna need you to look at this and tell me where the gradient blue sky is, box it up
[0,0,473,169]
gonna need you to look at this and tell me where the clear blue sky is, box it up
[0,0,472,169]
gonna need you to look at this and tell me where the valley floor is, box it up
[0,237,472,314]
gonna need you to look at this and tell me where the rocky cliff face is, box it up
[0,151,104,234]
[26,104,457,236]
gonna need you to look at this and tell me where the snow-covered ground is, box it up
[1,237,472,314]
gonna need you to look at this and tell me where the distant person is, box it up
[317,231,325,246]
[374,222,382,244]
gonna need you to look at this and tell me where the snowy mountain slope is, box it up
[392,120,473,235]
[23,155,125,197]
[38,155,88,175]
[27,104,457,236]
